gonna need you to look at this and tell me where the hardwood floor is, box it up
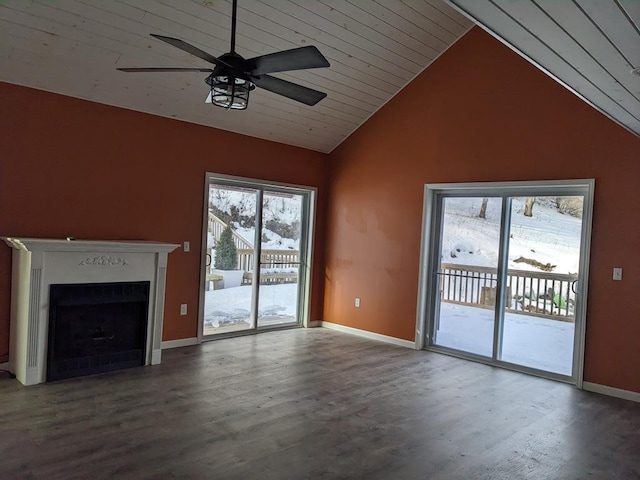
[1,328,638,479]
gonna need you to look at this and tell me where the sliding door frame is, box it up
[197,173,317,343]
[415,179,595,387]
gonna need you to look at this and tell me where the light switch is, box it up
[180,304,188,315]
[613,267,623,281]
[183,241,190,252]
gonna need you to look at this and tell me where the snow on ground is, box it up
[436,302,574,375]
[204,283,298,328]
[209,186,302,225]
[442,197,582,274]
[208,185,302,250]
[234,226,299,250]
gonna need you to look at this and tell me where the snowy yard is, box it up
[441,196,582,274]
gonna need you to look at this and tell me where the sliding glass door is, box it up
[202,184,257,335]
[499,196,581,375]
[432,196,502,357]
[256,191,304,328]
[423,181,594,382]
[200,175,314,339]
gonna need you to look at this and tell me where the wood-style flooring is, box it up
[0,328,639,479]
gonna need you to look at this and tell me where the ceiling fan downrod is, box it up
[230,0,237,54]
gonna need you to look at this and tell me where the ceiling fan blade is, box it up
[247,46,330,75]
[117,67,213,73]
[150,34,230,68]
[252,75,327,106]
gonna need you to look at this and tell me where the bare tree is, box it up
[524,197,536,217]
[479,198,488,219]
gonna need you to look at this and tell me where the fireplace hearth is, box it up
[47,281,150,381]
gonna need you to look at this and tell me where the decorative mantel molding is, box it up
[2,237,179,386]
[79,255,128,266]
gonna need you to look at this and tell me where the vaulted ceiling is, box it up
[0,0,471,153]
[449,0,640,139]
[1,1,637,155]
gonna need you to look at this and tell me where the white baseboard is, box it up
[161,337,198,350]
[307,320,322,327]
[0,362,9,371]
[583,381,640,403]
[319,321,416,349]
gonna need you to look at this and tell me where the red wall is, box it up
[0,82,328,362]
[324,28,640,393]
[2,27,639,395]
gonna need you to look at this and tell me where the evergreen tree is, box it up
[215,225,238,270]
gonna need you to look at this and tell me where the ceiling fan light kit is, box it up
[207,75,255,110]
[117,0,329,111]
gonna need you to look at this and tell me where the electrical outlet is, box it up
[180,304,188,315]
[183,241,190,252]
[355,297,361,308]
[613,267,623,281]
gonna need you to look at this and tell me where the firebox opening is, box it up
[47,281,150,382]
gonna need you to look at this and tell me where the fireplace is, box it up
[3,237,179,386]
[47,281,150,382]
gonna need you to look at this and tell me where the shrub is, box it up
[215,225,238,270]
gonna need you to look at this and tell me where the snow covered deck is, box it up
[436,302,574,375]
[204,284,298,335]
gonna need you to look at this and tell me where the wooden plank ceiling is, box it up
[448,0,640,138]
[0,0,472,153]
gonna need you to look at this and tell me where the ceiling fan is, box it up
[117,0,330,110]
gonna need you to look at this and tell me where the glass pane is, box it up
[203,184,257,335]
[257,191,303,327]
[499,196,582,375]
[433,197,503,357]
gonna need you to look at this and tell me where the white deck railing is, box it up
[208,211,299,286]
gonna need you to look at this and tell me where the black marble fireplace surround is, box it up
[47,281,150,382]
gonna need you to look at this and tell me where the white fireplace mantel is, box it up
[3,237,179,386]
